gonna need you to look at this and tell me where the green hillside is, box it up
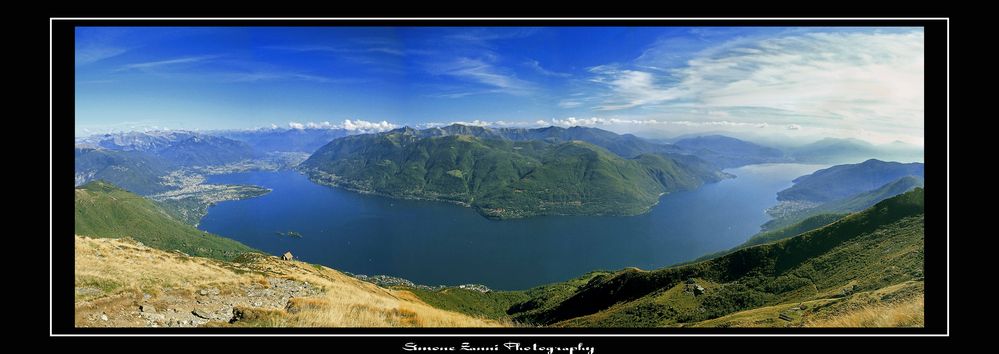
[300,127,728,219]
[74,180,257,260]
[410,189,924,327]
[692,212,850,263]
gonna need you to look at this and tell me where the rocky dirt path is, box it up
[76,277,323,327]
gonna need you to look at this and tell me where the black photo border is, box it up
[51,17,948,339]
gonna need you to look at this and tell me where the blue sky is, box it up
[75,26,925,145]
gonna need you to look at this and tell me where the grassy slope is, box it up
[693,213,850,263]
[405,270,612,323]
[691,281,924,328]
[301,130,726,219]
[75,236,504,327]
[744,213,848,248]
[74,180,256,260]
[404,288,531,320]
[499,188,924,327]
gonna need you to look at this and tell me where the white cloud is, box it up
[786,124,801,130]
[118,55,218,71]
[342,119,397,132]
[580,30,924,143]
[558,100,584,108]
[588,65,683,110]
[526,59,571,77]
[684,32,924,123]
[265,45,405,57]
[429,57,534,96]
[76,46,128,65]
[417,122,447,128]
[450,120,492,127]
[541,117,773,129]
[549,117,605,127]
[286,119,397,132]
[217,72,337,84]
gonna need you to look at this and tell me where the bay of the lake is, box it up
[198,163,825,290]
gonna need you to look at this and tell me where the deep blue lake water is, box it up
[198,163,825,290]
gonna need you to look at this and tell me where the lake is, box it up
[198,163,826,290]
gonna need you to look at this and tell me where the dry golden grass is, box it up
[75,236,250,299]
[806,295,924,328]
[75,236,504,327]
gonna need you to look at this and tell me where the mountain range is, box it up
[299,125,731,219]
[673,135,791,168]
[788,138,923,164]
[777,159,925,204]
[74,126,925,222]
[75,147,171,195]
[75,133,259,195]
[218,128,350,153]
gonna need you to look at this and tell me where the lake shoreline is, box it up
[199,163,828,290]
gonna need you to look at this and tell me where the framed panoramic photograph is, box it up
[51,16,948,344]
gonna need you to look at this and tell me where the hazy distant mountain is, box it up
[77,131,200,152]
[789,138,923,164]
[74,132,257,195]
[75,147,170,195]
[674,135,790,168]
[219,128,350,153]
[156,134,256,167]
[778,159,925,203]
[77,131,257,167]
[761,174,924,232]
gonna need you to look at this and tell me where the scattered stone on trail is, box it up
[285,300,301,314]
[75,287,101,298]
[141,313,165,322]
[198,288,220,297]
[80,275,323,328]
[229,308,245,323]
[192,309,212,319]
